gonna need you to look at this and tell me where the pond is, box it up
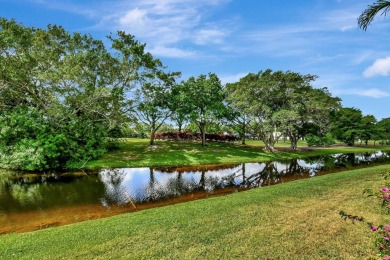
[1,151,390,234]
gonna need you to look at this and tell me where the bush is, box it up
[0,106,107,171]
[305,133,334,147]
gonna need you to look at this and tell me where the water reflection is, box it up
[0,151,389,234]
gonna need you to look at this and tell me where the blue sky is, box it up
[1,0,390,120]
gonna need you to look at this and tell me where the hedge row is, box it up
[155,131,238,142]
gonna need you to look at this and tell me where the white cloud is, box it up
[119,8,148,27]
[194,29,227,45]
[147,46,198,58]
[351,51,372,65]
[31,0,233,58]
[360,88,390,98]
[340,25,354,31]
[332,87,390,98]
[320,9,358,31]
[219,72,248,85]
[96,0,233,58]
[363,56,390,77]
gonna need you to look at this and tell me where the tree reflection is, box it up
[0,151,390,215]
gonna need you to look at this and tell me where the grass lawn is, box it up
[83,138,390,168]
[1,164,390,259]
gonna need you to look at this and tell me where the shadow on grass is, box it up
[85,138,390,168]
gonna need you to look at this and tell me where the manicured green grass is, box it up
[1,165,390,259]
[83,138,390,168]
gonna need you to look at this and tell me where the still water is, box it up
[1,151,390,234]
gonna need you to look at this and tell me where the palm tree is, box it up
[358,0,390,30]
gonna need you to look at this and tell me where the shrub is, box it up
[0,106,107,171]
[306,133,334,147]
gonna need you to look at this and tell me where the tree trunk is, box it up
[241,121,246,145]
[198,122,206,146]
[150,123,156,145]
[149,131,156,145]
[289,134,298,150]
[262,132,276,152]
[264,142,277,152]
[202,129,206,146]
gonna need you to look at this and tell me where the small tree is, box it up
[134,70,181,145]
[360,115,377,145]
[377,117,390,144]
[170,83,189,132]
[332,107,363,146]
[225,84,251,145]
[180,73,227,146]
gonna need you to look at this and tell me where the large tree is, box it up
[358,0,390,30]
[0,18,157,170]
[226,69,329,151]
[180,73,227,146]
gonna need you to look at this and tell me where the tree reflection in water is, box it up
[0,151,389,214]
[0,151,390,234]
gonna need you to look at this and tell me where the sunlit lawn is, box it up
[83,138,390,168]
[85,138,283,168]
[1,165,389,259]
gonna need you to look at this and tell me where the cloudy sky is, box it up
[1,0,390,119]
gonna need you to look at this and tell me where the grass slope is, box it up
[84,138,390,168]
[1,165,390,259]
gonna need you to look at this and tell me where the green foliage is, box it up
[134,70,181,145]
[0,18,158,170]
[184,121,229,134]
[180,73,227,146]
[226,69,340,151]
[360,115,377,145]
[305,133,335,147]
[332,107,363,146]
[0,106,106,170]
[378,118,390,143]
[358,0,390,31]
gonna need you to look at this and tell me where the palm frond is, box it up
[358,0,390,31]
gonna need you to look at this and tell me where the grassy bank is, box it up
[84,138,390,168]
[1,165,390,259]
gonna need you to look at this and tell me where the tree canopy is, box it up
[179,73,227,146]
[0,18,158,170]
[0,17,386,170]
[226,69,340,151]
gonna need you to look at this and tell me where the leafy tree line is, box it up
[1,18,389,171]
[0,18,163,170]
[225,70,341,151]
[331,108,390,146]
